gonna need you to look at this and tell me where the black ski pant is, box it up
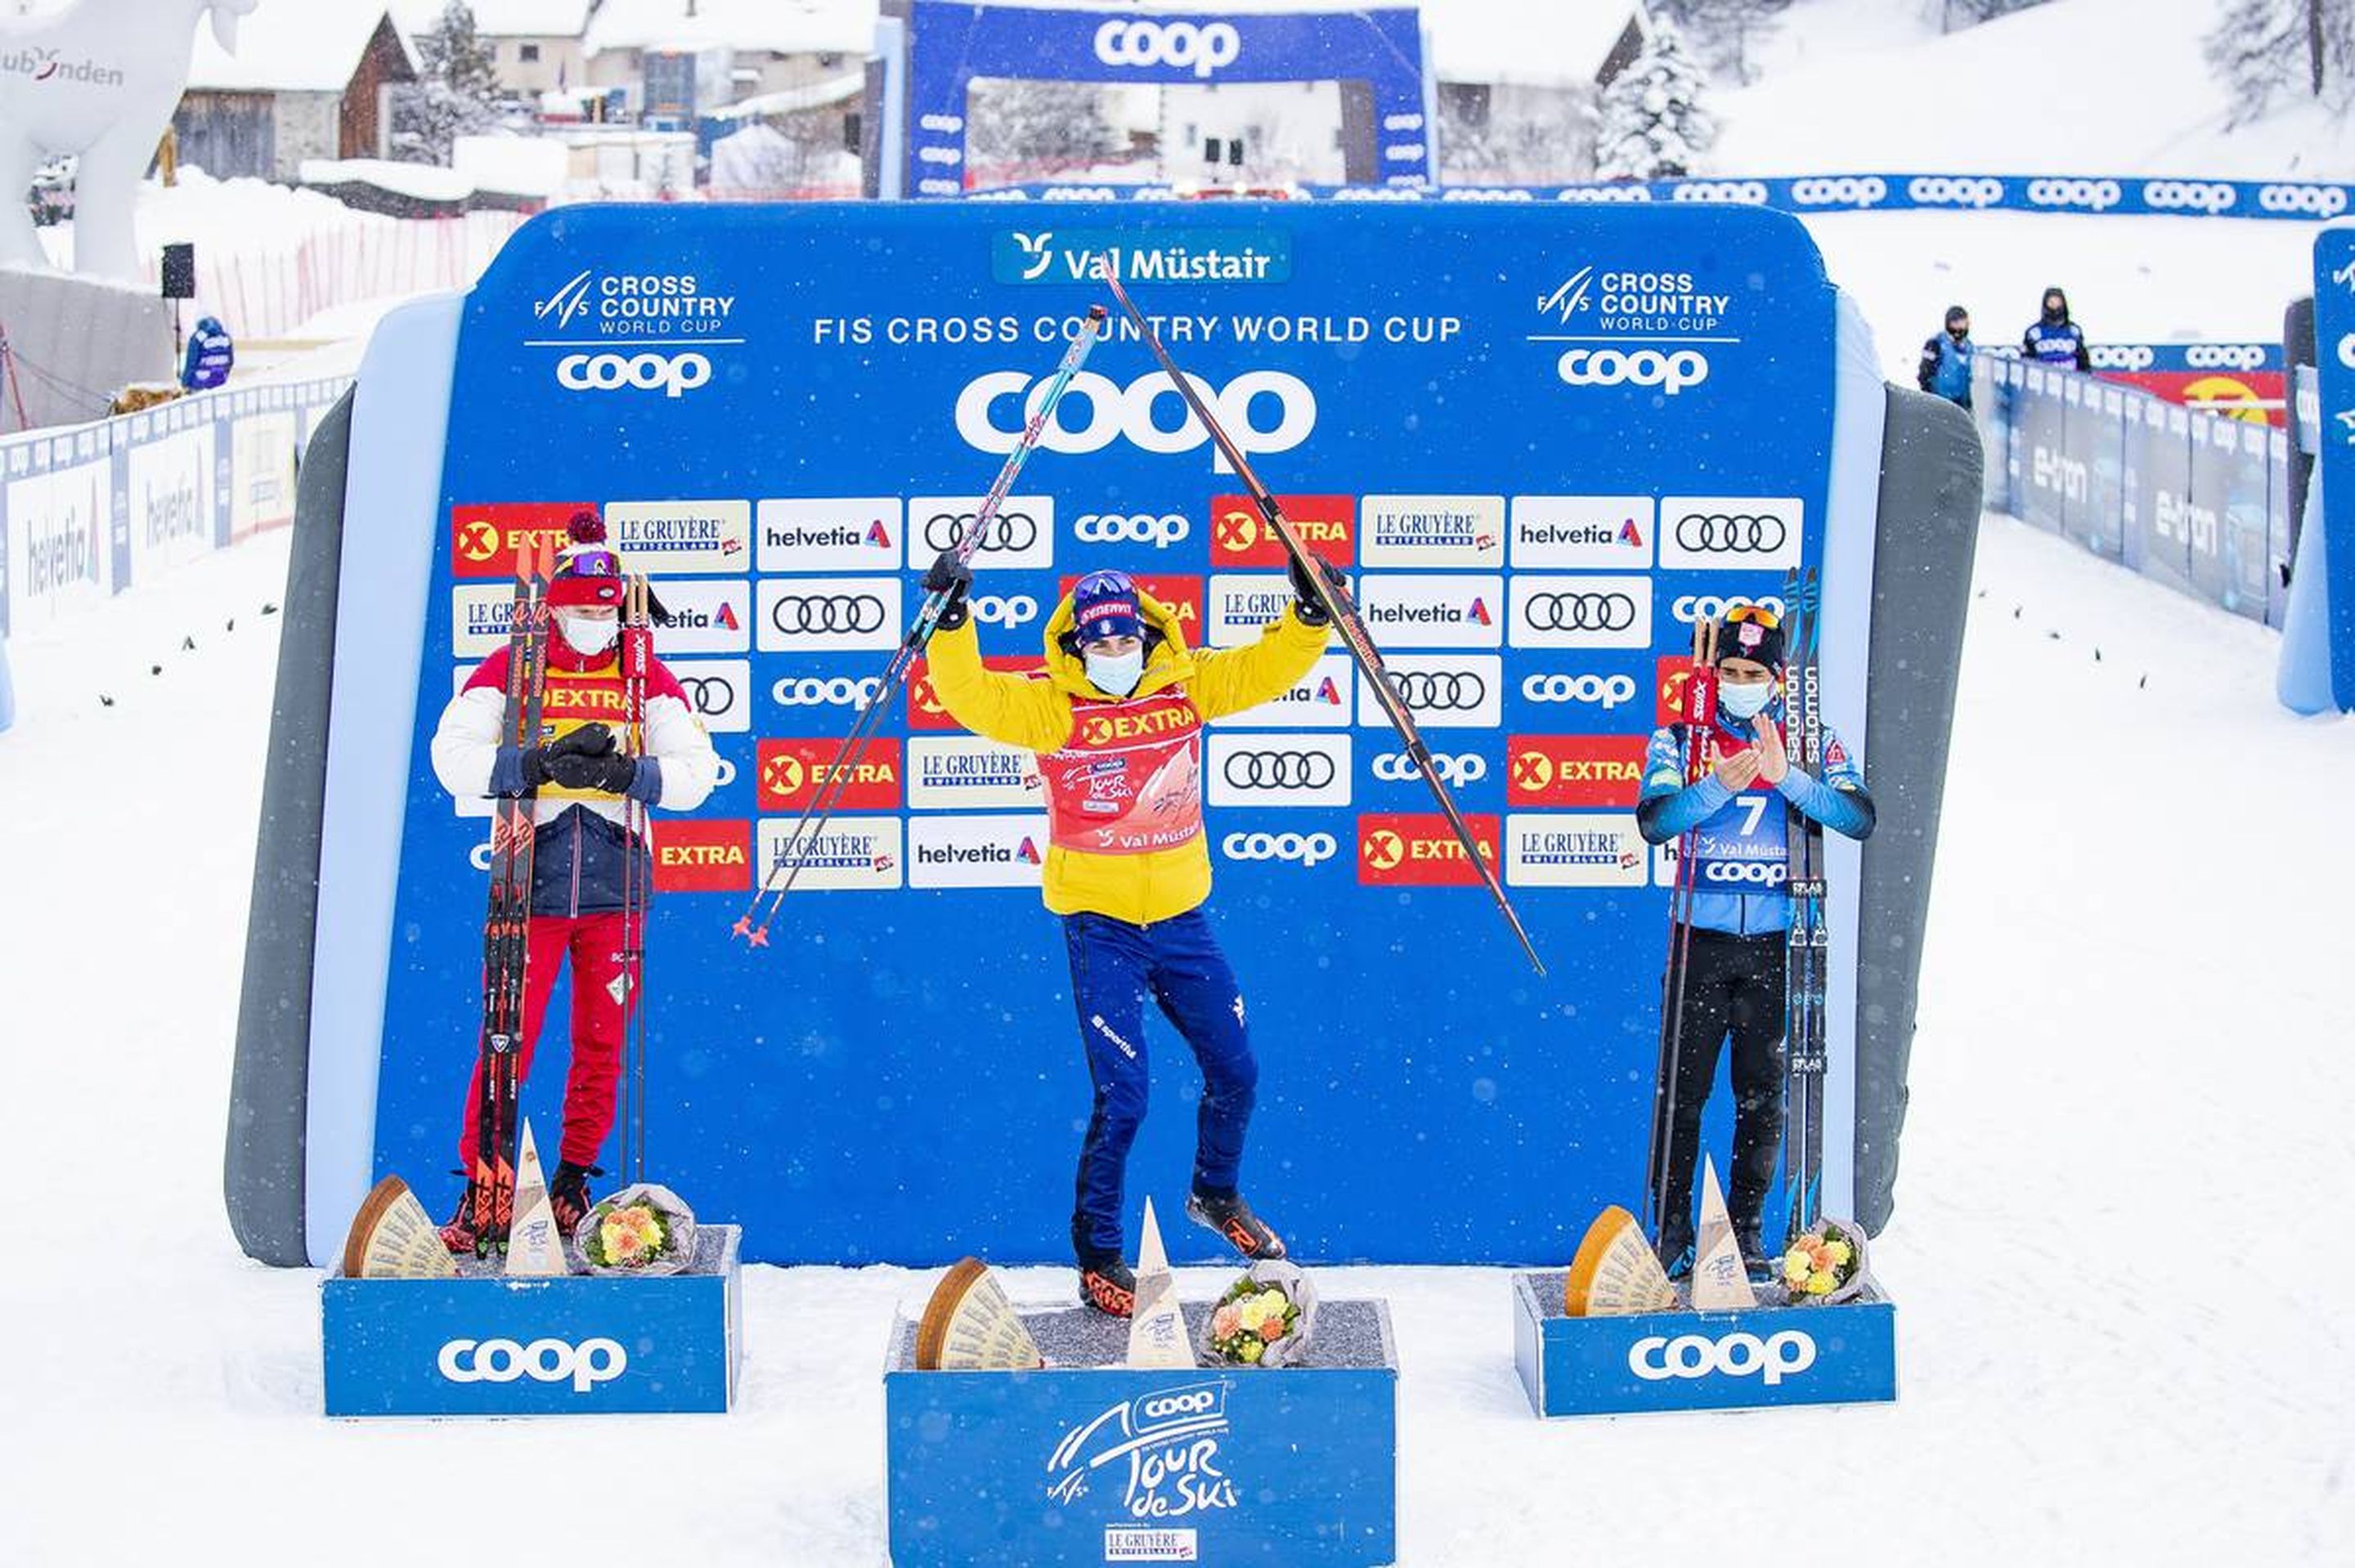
[1651,926,1786,1252]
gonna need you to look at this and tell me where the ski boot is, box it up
[1078,1255,1137,1318]
[1186,1189,1287,1260]
[550,1162,599,1240]
[1657,1229,1695,1282]
[440,1176,511,1257]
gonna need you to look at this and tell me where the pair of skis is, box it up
[1642,619,1719,1246]
[1781,568,1828,1237]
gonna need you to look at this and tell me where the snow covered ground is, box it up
[4,513,2349,1565]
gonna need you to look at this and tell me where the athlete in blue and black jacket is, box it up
[2021,285,2092,371]
[1636,608,1874,1275]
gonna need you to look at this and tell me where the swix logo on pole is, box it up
[954,370,1315,473]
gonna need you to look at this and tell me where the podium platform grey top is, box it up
[889,1297,1397,1372]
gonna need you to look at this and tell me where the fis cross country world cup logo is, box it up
[1047,1381,1240,1520]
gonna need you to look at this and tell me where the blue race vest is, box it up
[1932,334,1974,400]
[2024,320,2083,367]
[1685,716,1790,893]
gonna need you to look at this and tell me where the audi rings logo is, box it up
[2184,343,2267,371]
[1674,512,1786,553]
[1629,1329,1816,1387]
[1093,17,1240,78]
[437,1337,627,1393]
[1221,750,1337,791]
[1523,590,1640,633]
[922,509,1038,554]
[972,594,1039,628]
[1788,176,1886,208]
[956,369,1314,473]
[679,674,736,717]
[2025,177,2121,211]
[770,594,887,636]
[1074,511,1189,546]
[1904,175,2003,208]
[556,351,711,399]
[1373,750,1486,786]
[2141,179,2236,213]
[1703,860,1787,885]
[1671,594,1786,624]
[2259,182,2348,216]
[1393,670,1488,710]
[1558,347,1709,396]
[772,674,884,706]
[2088,343,2155,371]
[1522,672,1637,708]
[1221,830,1337,866]
[1671,180,1769,204]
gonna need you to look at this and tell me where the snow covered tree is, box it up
[966,78,1125,184]
[1939,0,2052,28]
[1656,0,1782,87]
[1593,18,1716,181]
[2207,0,2355,119]
[391,2,503,165]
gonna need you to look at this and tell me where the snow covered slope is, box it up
[3,515,2350,1564]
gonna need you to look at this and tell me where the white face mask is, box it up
[1084,647,1145,698]
[1718,680,1773,721]
[557,612,619,655]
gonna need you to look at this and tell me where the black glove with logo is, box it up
[1287,552,1345,627]
[520,724,618,791]
[924,549,975,631]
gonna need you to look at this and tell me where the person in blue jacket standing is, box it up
[1917,305,1975,407]
[180,315,233,392]
[1637,607,1875,1276]
[2021,286,2090,371]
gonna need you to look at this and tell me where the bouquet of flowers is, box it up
[1779,1216,1870,1304]
[1202,1260,1319,1368]
[574,1183,698,1276]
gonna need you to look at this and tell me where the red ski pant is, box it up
[456,911,634,1172]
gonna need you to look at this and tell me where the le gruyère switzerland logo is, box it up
[1046,1382,1239,1520]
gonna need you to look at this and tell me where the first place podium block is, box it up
[886,1295,1398,1567]
[322,1225,742,1418]
[1512,1270,1895,1418]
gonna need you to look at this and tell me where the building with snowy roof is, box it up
[176,4,416,181]
[391,1,598,99]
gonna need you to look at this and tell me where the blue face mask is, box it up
[1718,679,1773,721]
[1085,647,1144,697]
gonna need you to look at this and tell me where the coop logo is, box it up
[1702,859,1786,886]
[2025,177,2121,212]
[1357,813,1501,885]
[1671,593,1788,625]
[1557,348,1710,396]
[1075,511,1190,546]
[1221,830,1338,866]
[531,267,737,337]
[956,370,1314,473]
[653,819,752,892]
[2141,179,2236,213]
[1671,180,1770,204]
[436,1337,626,1394]
[556,351,711,399]
[973,594,1039,628]
[2088,343,2155,371]
[773,674,884,708]
[1904,175,2003,208]
[995,227,1291,285]
[1092,17,1241,78]
[1373,750,1486,787]
[2259,182,2348,216]
[2183,343,2269,371]
[2,46,124,87]
[1508,736,1648,807]
[1629,1329,1817,1387]
[1788,176,1886,208]
[1047,1382,1237,1520]
[1207,733,1350,807]
[1209,494,1353,566]
[1521,672,1638,709]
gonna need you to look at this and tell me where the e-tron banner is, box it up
[907,0,1431,195]
[357,202,1846,1265]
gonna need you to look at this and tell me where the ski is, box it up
[617,571,653,1185]
[733,304,1110,948]
[471,537,557,1256]
[1644,618,1718,1245]
[1096,258,1545,976]
[1781,567,1828,1237]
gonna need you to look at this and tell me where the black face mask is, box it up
[2043,298,2066,321]
[1948,323,1970,341]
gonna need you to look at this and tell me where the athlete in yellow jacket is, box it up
[923,551,1332,1315]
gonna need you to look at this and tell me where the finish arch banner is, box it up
[314,200,1870,1266]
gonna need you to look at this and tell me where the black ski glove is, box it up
[1287,552,1345,627]
[519,724,616,789]
[924,549,974,631]
[546,749,639,795]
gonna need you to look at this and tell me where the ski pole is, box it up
[1096,258,1544,975]
[619,572,652,1185]
[733,304,1110,948]
[1646,617,1716,1244]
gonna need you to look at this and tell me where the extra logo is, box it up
[1369,655,1501,728]
[908,495,1055,570]
[1507,736,1647,807]
[556,351,710,399]
[1358,813,1501,885]
[955,370,1314,474]
[652,818,751,892]
[1508,576,1652,650]
[1221,830,1338,866]
[1658,495,1803,571]
[1373,750,1486,788]
[1092,17,1241,78]
[447,502,588,580]
[1504,813,1645,887]
[437,1337,626,1394]
[1629,1329,1816,1387]
[666,660,751,732]
[756,577,903,652]
[1209,493,1353,567]
[908,655,1034,729]
[758,737,901,811]
[1904,175,2004,208]
[1047,1382,1238,1519]
[1356,574,1501,648]
[1205,732,1351,808]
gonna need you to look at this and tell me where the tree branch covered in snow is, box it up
[1593,17,1716,181]
[392,2,503,166]
[2205,0,2355,119]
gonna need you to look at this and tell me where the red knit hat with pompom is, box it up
[548,509,623,607]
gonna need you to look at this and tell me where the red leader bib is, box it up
[1038,684,1205,855]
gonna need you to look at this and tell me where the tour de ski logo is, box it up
[1045,1381,1240,1521]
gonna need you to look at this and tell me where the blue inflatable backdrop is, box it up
[300,200,1891,1266]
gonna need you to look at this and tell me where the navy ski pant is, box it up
[1652,927,1786,1250]
[1062,909,1257,1262]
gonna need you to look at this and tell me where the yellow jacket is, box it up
[926,586,1330,923]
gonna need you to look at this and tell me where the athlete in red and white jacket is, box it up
[429,517,718,1251]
